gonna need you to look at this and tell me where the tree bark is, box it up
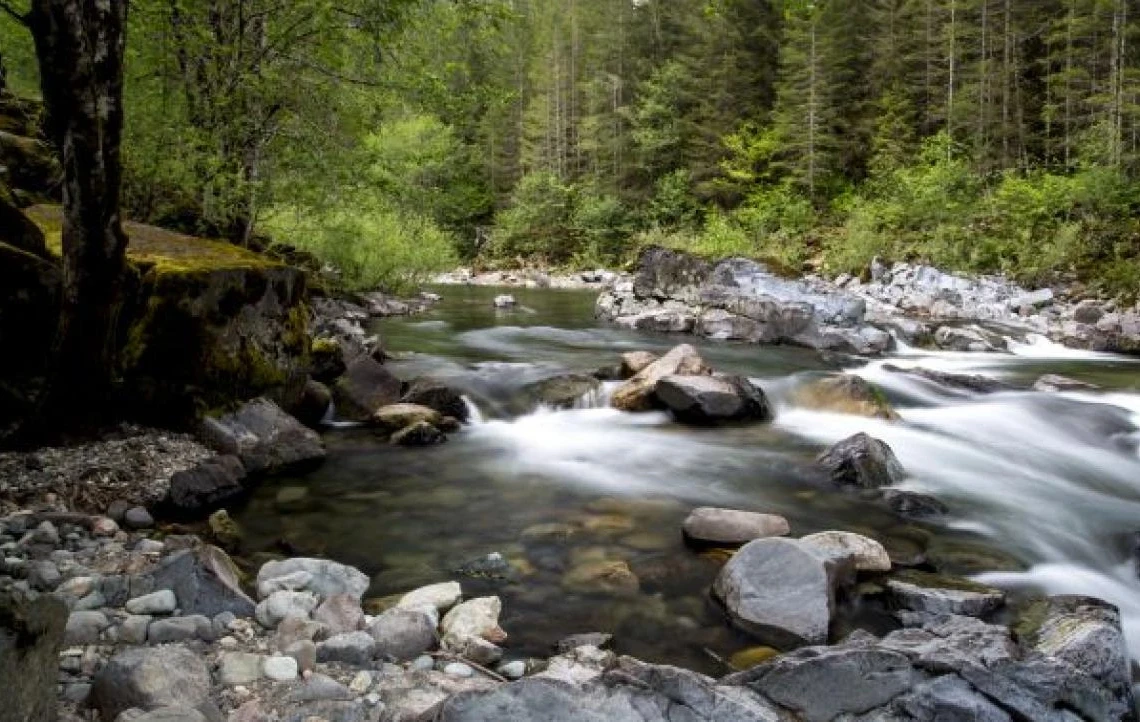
[27,0,130,429]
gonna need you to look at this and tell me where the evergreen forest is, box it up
[3,0,1139,293]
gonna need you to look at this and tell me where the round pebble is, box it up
[496,660,526,679]
[409,654,434,672]
[263,655,299,681]
[443,662,474,678]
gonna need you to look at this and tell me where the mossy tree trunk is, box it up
[26,0,130,428]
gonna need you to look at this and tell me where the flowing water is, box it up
[234,285,1140,673]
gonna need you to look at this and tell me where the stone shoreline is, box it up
[595,247,1140,356]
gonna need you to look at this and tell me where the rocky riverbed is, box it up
[4,333,1138,720]
[596,247,1140,356]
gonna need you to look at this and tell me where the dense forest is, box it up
[3,0,1139,293]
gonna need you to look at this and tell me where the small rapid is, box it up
[238,285,1140,670]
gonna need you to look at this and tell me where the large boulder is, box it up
[681,507,790,547]
[148,545,257,618]
[611,344,710,412]
[165,454,247,514]
[332,355,403,421]
[632,245,713,303]
[1022,595,1131,699]
[0,588,67,722]
[653,374,771,424]
[90,645,212,721]
[200,398,325,475]
[712,538,840,649]
[816,433,905,489]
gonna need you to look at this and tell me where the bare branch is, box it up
[0,0,29,26]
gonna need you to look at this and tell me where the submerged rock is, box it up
[791,374,899,419]
[816,433,905,489]
[391,420,447,446]
[712,538,838,648]
[681,507,790,547]
[1033,374,1100,393]
[654,374,772,425]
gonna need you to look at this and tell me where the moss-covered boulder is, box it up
[25,205,311,424]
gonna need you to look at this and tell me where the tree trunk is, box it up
[27,0,130,429]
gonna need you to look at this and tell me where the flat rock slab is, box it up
[201,398,325,475]
[887,571,1004,617]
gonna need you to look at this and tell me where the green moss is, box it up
[891,569,998,594]
[1011,596,1050,644]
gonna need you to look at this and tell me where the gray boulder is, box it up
[315,631,376,666]
[653,375,771,425]
[0,588,66,722]
[733,644,917,722]
[148,545,256,618]
[91,646,211,722]
[632,246,713,303]
[166,455,246,514]
[200,398,325,475]
[331,355,403,421]
[817,433,905,489]
[1026,595,1131,699]
[257,557,370,601]
[884,675,1012,722]
[369,608,437,661]
[711,538,838,648]
[886,571,1004,617]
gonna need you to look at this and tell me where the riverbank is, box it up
[595,246,1140,356]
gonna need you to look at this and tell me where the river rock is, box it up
[611,344,710,412]
[934,326,999,352]
[401,379,469,421]
[65,610,111,645]
[562,559,640,595]
[1026,595,1131,697]
[166,454,247,514]
[712,538,838,648]
[881,489,949,518]
[91,645,211,721]
[0,587,67,722]
[398,581,463,612]
[619,351,658,378]
[884,365,1012,394]
[256,591,320,628]
[332,355,403,421]
[800,531,892,572]
[791,375,899,419]
[391,420,447,446]
[369,608,438,661]
[257,557,370,601]
[681,507,790,547]
[737,643,917,721]
[200,398,325,475]
[294,378,333,427]
[126,707,209,722]
[126,590,177,615]
[372,403,442,434]
[441,596,505,646]
[522,373,602,409]
[313,594,364,635]
[147,615,212,643]
[653,374,772,425]
[887,570,1004,617]
[316,631,376,666]
[1033,374,1099,393]
[816,433,905,489]
[149,545,256,618]
[263,655,298,681]
[218,652,264,687]
[123,506,155,529]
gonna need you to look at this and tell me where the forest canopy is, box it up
[2,0,1139,293]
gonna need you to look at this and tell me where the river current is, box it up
[234,285,1140,673]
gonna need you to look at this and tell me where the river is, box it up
[233,284,1140,674]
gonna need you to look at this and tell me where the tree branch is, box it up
[0,0,29,25]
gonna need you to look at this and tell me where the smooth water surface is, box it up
[235,285,1140,672]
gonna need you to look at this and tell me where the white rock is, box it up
[263,655,299,681]
[800,531,892,572]
[497,660,526,679]
[398,581,462,613]
[256,558,369,601]
[443,662,474,678]
[349,670,373,694]
[440,596,504,646]
[255,590,319,629]
[125,589,178,615]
